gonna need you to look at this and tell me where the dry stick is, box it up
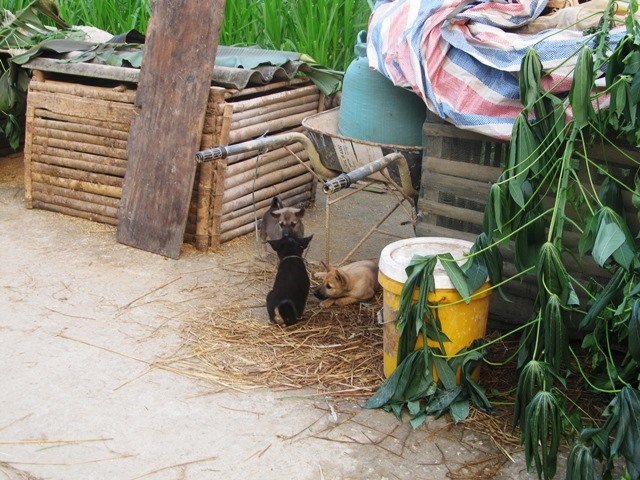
[278,415,325,442]
[58,334,150,365]
[0,438,111,445]
[129,454,218,480]
[113,368,152,392]
[7,454,134,466]
[44,307,98,321]
[0,414,33,434]
[119,276,183,311]
[244,444,271,462]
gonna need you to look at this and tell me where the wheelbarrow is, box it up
[195,107,423,264]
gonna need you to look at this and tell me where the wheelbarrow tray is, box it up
[302,108,423,192]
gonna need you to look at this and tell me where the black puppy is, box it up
[266,234,313,326]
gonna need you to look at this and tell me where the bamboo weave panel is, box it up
[23,76,320,249]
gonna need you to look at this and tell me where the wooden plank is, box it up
[28,90,134,124]
[422,156,502,183]
[24,57,140,84]
[116,0,226,258]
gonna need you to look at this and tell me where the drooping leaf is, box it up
[425,385,463,417]
[579,212,598,256]
[524,391,562,480]
[433,355,457,390]
[515,208,546,271]
[508,113,538,208]
[569,46,596,129]
[543,294,568,371]
[598,176,625,217]
[365,350,420,409]
[566,442,598,480]
[520,48,543,112]
[536,242,571,303]
[460,251,489,293]
[483,182,504,240]
[579,267,626,331]
[611,386,640,478]
[438,253,471,303]
[630,300,640,364]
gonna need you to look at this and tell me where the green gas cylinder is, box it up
[338,30,427,147]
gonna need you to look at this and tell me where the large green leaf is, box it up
[449,399,470,424]
[593,221,626,267]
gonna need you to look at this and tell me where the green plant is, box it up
[1,1,71,149]
[366,1,640,479]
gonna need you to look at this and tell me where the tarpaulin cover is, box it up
[367,0,628,140]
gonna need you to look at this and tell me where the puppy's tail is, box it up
[275,300,300,326]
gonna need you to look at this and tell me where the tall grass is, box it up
[2,0,372,71]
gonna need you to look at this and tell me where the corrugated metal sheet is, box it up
[21,45,317,90]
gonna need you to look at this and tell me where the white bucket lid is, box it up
[379,237,475,289]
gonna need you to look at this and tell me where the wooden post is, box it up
[117,0,226,258]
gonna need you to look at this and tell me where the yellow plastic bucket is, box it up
[378,237,492,381]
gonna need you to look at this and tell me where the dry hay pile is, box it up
[157,255,611,470]
[160,259,386,398]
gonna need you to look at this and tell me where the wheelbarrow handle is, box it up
[322,174,352,194]
[321,153,412,195]
[194,132,339,180]
[195,147,227,163]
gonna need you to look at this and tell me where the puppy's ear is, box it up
[268,238,284,251]
[270,209,282,218]
[300,235,313,249]
[295,208,305,218]
[335,268,347,286]
[271,196,283,209]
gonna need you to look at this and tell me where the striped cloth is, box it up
[367,0,627,140]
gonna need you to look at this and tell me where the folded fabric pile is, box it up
[367,0,628,140]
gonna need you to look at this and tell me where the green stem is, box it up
[547,127,578,244]
[569,344,621,394]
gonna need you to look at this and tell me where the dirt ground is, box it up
[0,152,554,480]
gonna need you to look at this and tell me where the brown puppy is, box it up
[313,260,379,307]
[258,196,305,259]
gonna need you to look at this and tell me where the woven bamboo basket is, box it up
[23,70,321,250]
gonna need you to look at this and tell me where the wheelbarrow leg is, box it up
[338,198,405,266]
